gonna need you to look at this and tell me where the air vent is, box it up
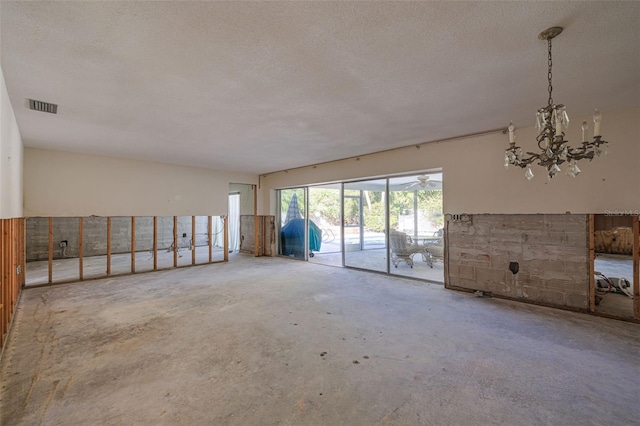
[28,99,57,114]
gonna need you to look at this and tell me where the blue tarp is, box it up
[281,219,321,256]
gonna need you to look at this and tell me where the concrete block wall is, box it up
[446,214,589,311]
[27,216,214,261]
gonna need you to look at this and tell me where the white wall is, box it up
[24,148,257,217]
[229,183,255,216]
[260,107,639,215]
[0,66,24,219]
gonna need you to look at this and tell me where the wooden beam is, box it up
[1,220,6,341]
[106,217,111,276]
[8,220,14,314]
[192,216,196,265]
[208,216,213,263]
[153,216,158,271]
[262,216,267,256]
[78,217,83,281]
[254,185,259,257]
[588,214,595,313]
[224,216,229,262]
[48,217,53,283]
[18,219,25,288]
[131,216,136,273]
[632,215,639,316]
[173,216,178,267]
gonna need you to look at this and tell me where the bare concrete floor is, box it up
[2,254,639,425]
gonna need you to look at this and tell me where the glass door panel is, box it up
[308,184,342,267]
[343,180,387,272]
[279,188,307,259]
[389,174,444,282]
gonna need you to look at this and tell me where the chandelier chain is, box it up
[547,39,553,106]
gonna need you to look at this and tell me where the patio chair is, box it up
[389,230,423,268]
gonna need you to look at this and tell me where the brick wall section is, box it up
[446,214,589,311]
[26,216,213,261]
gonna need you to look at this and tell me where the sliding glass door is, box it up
[343,179,387,272]
[276,171,444,284]
[308,184,342,267]
[389,173,444,281]
[278,188,307,259]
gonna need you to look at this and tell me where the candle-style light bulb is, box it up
[593,108,602,137]
[508,121,515,143]
[581,121,588,142]
[555,108,563,137]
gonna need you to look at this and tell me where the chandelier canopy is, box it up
[504,27,609,180]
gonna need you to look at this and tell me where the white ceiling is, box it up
[1,1,638,175]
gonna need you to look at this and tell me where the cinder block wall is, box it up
[446,214,589,311]
[26,216,212,261]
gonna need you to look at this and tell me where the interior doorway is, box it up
[592,214,638,319]
[228,193,240,253]
[229,183,257,256]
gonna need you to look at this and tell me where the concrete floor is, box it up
[2,254,639,425]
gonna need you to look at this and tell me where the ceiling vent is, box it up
[28,99,57,114]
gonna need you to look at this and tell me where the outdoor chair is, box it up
[389,230,423,268]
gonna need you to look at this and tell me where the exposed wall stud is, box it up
[48,217,53,283]
[131,217,136,273]
[107,217,112,276]
[588,214,595,313]
[78,217,83,281]
[173,216,178,267]
[634,215,639,319]
[254,185,259,257]
[208,216,213,263]
[224,216,229,262]
[153,216,158,270]
[192,216,196,265]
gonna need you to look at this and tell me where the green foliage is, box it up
[364,201,387,232]
[283,186,443,233]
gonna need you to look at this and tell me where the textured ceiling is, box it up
[1,1,638,174]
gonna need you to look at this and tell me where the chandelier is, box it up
[504,27,609,180]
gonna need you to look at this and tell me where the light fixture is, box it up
[504,27,609,180]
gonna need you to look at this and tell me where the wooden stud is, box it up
[262,216,266,257]
[224,216,229,262]
[588,214,595,313]
[153,216,158,270]
[48,217,53,283]
[20,218,24,288]
[1,220,6,342]
[131,216,136,273]
[78,217,83,281]
[106,217,112,276]
[0,218,25,349]
[634,215,639,319]
[7,220,13,318]
[254,185,259,257]
[173,216,178,267]
[208,216,213,263]
[192,216,196,265]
